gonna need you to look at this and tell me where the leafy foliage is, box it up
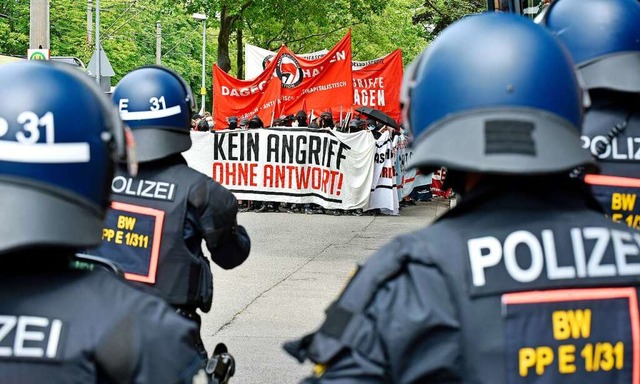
[183,0,426,75]
[352,0,428,65]
[413,0,485,37]
[0,1,30,55]
[0,0,434,111]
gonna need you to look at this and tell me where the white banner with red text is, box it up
[184,129,378,210]
[367,131,400,215]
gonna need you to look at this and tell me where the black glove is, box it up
[206,343,235,384]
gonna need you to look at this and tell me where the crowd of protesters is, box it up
[190,109,430,215]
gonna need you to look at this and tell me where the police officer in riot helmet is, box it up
[87,65,251,358]
[227,116,238,130]
[286,13,640,383]
[249,114,264,128]
[0,61,210,382]
[543,0,640,229]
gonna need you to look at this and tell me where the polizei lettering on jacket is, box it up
[111,176,177,201]
[582,135,640,161]
[467,228,640,290]
[0,315,63,360]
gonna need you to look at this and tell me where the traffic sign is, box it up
[27,49,50,60]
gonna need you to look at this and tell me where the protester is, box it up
[191,113,203,130]
[544,0,640,229]
[366,118,384,139]
[348,118,366,133]
[295,110,308,127]
[431,167,454,199]
[197,118,209,132]
[249,115,264,128]
[278,114,294,127]
[0,61,209,382]
[285,13,640,383]
[303,203,324,215]
[227,116,238,130]
[318,111,334,129]
[86,65,251,359]
[203,111,214,131]
[238,117,254,211]
[248,114,279,212]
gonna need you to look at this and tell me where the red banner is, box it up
[213,31,353,129]
[352,49,403,124]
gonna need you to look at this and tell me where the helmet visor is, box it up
[130,128,192,162]
[408,108,597,175]
[579,52,640,93]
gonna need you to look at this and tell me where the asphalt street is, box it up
[200,199,451,383]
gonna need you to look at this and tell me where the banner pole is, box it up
[271,101,276,127]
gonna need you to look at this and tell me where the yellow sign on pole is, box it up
[200,87,206,96]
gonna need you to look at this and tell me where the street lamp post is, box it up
[95,0,101,86]
[192,13,207,115]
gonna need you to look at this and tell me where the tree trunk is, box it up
[217,5,233,72]
[236,27,243,78]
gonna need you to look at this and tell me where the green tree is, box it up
[0,1,29,56]
[413,0,485,37]
[0,0,218,110]
[352,0,428,65]
[185,0,392,76]
[183,0,253,74]
[49,1,92,63]
[1,0,430,107]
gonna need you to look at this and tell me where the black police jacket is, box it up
[287,181,640,383]
[89,155,251,311]
[582,91,640,229]
[0,257,204,383]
